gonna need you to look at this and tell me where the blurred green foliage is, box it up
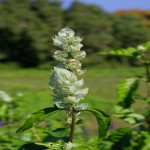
[0,64,147,149]
[0,0,150,67]
[113,14,150,48]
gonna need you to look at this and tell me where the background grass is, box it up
[0,64,145,113]
[1,63,149,149]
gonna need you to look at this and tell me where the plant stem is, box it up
[69,108,75,143]
[145,63,150,132]
[145,63,150,97]
[31,127,41,142]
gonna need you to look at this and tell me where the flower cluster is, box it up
[49,27,88,110]
[52,27,86,74]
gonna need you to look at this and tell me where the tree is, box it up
[0,0,64,66]
[29,0,64,61]
[10,30,40,68]
[64,2,117,53]
[113,14,150,48]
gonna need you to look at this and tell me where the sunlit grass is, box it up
[0,64,145,113]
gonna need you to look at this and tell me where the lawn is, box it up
[0,64,145,114]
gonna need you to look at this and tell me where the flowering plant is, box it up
[17,27,111,149]
[49,27,88,111]
[99,42,150,150]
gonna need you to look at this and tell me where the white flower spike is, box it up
[50,27,88,110]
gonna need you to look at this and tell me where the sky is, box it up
[60,0,150,13]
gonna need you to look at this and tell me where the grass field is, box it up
[0,64,147,134]
[0,64,145,114]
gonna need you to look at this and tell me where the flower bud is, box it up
[71,51,86,60]
[63,142,73,150]
[66,59,81,72]
[53,50,68,61]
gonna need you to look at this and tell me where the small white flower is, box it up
[53,50,68,61]
[75,103,88,111]
[77,69,85,75]
[74,88,89,99]
[65,59,82,72]
[71,51,86,60]
[0,91,13,103]
[63,96,78,104]
[137,45,145,50]
[58,27,75,37]
[73,36,83,43]
[74,79,84,88]
[63,142,73,150]
[70,43,83,52]
[49,67,77,89]
[52,36,64,47]
[137,45,146,53]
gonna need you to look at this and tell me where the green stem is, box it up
[145,63,150,97]
[69,108,75,143]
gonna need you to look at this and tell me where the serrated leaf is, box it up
[16,106,59,133]
[114,105,144,124]
[117,77,140,108]
[82,108,111,138]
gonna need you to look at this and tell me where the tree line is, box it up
[0,0,150,67]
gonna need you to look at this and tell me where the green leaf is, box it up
[114,105,144,124]
[76,119,84,125]
[142,132,150,150]
[36,142,61,150]
[16,106,59,133]
[82,108,111,138]
[142,42,150,52]
[146,98,150,103]
[46,128,70,138]
[100,47,139,59]
[0,137,11,143]
[18,143,48,150]
[117,77,140,108]
[74,137,102,150]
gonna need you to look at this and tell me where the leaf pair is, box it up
[117,77,140,108]
[17,107,111,139]
[16,106,59,133]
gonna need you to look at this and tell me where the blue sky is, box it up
[60,0,150,13]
